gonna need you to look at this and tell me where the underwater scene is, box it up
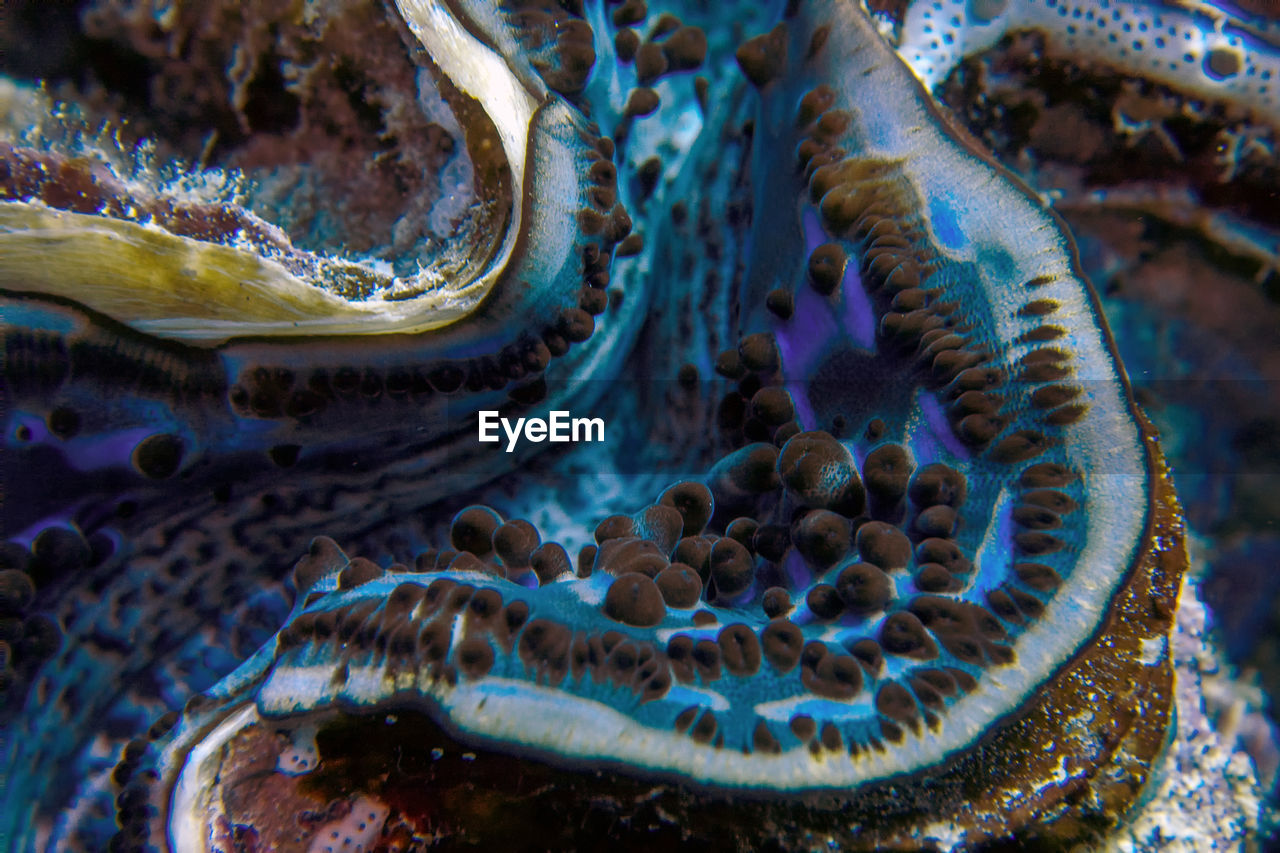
[2,0,1278,849]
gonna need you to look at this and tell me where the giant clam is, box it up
[0,0,1270,850]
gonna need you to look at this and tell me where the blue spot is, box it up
[928,193,965,249]
[3,303,78,334]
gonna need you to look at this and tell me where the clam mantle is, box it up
[3,0,1259,850]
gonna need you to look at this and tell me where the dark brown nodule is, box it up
[132,434,184,479]
[603,572,666,626]
[736,24,788,87]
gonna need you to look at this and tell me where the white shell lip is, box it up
[169,703,257,853]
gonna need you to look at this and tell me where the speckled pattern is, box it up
[0,0,1272,850]
[893,0,1280,122]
